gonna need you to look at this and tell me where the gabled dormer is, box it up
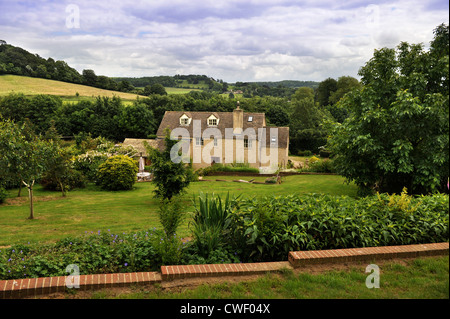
[179,113,191,126]
[207,114,219,126]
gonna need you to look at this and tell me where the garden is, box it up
[0,24,449,292]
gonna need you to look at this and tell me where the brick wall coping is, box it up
[1,242,448,299]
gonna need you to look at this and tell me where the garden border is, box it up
[0,242,448,299]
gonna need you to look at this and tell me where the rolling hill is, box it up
[0,74,145,100]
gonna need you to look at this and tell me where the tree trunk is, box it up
[59,180,66,197]
[23,180,35,219]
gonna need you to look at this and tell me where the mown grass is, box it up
[0,174,357,246]
[90,256,449,299]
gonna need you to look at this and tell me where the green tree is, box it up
[289,98,330,153]
[327,24,449,195]
[145,129,193,200]
[315,77,337,106]
[292,87,314,101]
[144,83,167,96]
[119,102,156,138]
[0,119,50,218]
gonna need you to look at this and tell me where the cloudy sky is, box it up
[0,0,448,82]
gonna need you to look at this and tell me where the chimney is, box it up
[233,101,243,134]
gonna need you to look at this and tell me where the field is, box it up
[0,75,145,100]
[0,174,357,246]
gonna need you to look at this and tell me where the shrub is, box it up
[0,229,160,279]
[96,155,138,191]
[190,192,237,257]
[308,156,320,164]
[227,192,449,262]
[303,158,336,173]
[40,168,87,192]
[298,150,312,156]
[72,150,108,182]
[158,197,185,236]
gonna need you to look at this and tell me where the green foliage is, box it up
[151,231,184,267]
[96,155,138,191]
[40,168,86,193]
[0,229,161,279]
[227,192,449,262]
[146,130,193,200]
[302,158,336,173]
[71,150,108,182]
[190,192,236,258]
[158,197,185,236]
[196,163,259,176]
[328,24,449,194]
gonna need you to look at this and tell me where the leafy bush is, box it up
[72,150,108,182]
[196,163,259,176]
[308,156,320,164]
[227,192,449,262]
[303,158,336,173]
[96,155,138,191]
[40,168,87,192]
[0,229,161,280]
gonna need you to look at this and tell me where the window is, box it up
[180,114,190,126]
[248,116,253,122]
[208,118,217,126]
[195,137,204,146]
[214,138,218,147]
[244,138,252,149]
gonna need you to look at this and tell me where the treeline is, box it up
[0,41,322,99]
[0,72,360,154]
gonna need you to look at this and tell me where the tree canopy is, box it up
[327,23,449,195]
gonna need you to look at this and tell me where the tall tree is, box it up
[327,24,449,195]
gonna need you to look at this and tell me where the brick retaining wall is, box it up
[1,242,448,299]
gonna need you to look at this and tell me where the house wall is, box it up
[188,137,288,170]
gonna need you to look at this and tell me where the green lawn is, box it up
[91,256,449,299]
[0,174,357,246]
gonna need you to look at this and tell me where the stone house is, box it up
[155,103,289,170]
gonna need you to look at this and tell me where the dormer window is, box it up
[180,114,191,126]
[207,114,219,126]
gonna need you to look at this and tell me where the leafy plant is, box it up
[190,192,236,257]
[158,196,185,236]
[96,155,138,191]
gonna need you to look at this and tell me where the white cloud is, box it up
[0,0,448,82]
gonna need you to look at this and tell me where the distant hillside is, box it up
[0,41,139,94]
[237,80,319,89]
[0,75,144,100]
